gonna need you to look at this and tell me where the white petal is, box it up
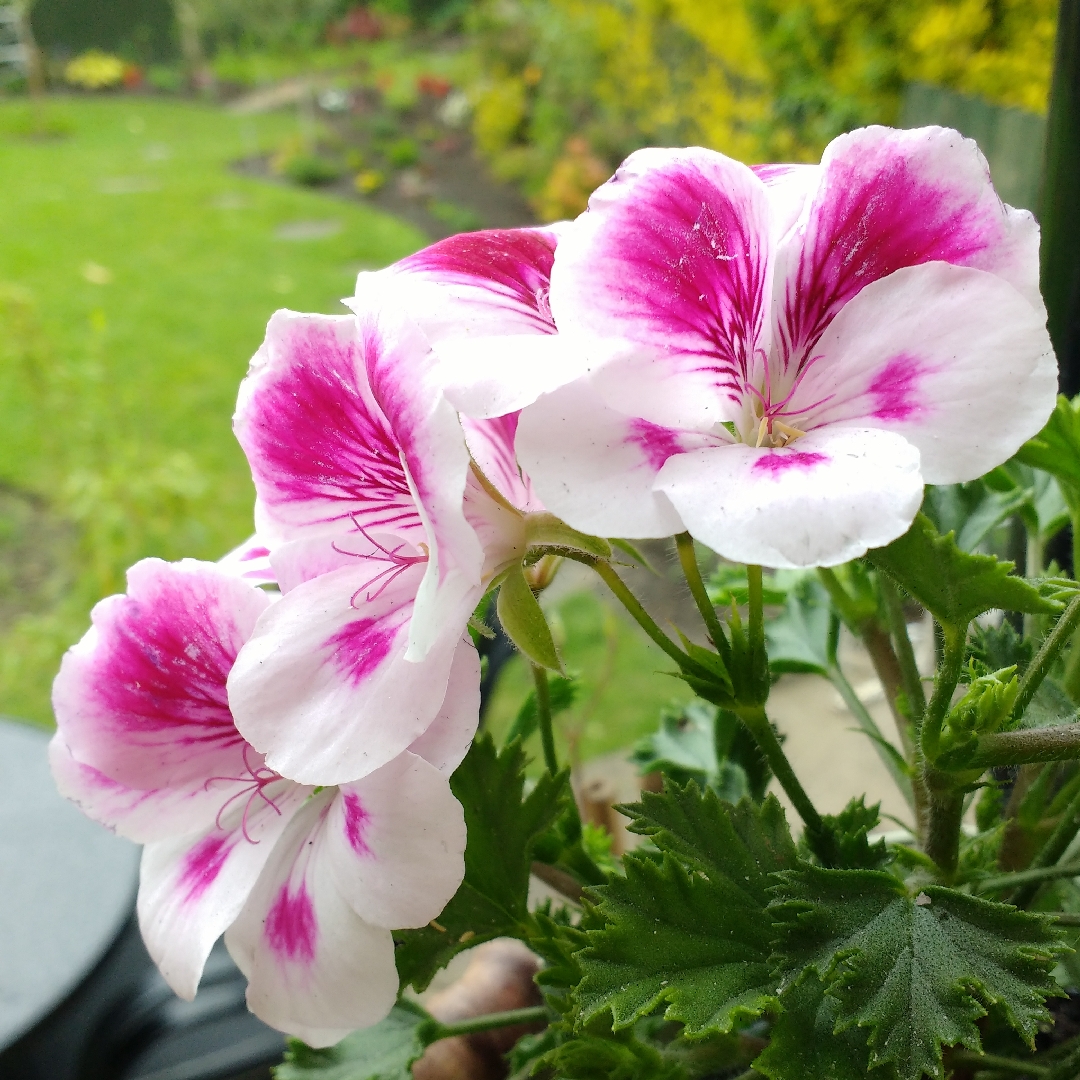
[656,427,924,568]
[407,638,481,775]
[789,262,1056,484]
[326,751,466,930]
[137,780,310,1000]
[225,792,398,1046]
[516,378,702,538]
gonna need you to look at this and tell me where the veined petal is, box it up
[549,146,773,430]
[407,638,481,775]
[234,310,425,546]
[225,791,398,1046]
[774,125,1043,374]
[217,535,276,585]
[325,751,466,930]
[360,309,484,659]
[138,780,311,1000]
[461,412,540,513]
[788,262,1057,484]
[355,228,577,420]
[49,734,234,844]
[517,377,706,538]
[751,163,819,245]
[227,562,459,786]
[52,559,271,791]
[655,427,923,568]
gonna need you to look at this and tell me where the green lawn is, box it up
[0,95,425,723]
[0,94,684,764]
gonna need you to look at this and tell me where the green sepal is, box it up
[524,511,612,558]
[274,1000,439,1080]
[770,865,1067,1080]
[867,513,1061,629]
[575,785,796,1037]
[750,973,882,1080]
[497,564,563,673]
[393,735,568,990]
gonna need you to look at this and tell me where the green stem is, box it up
[589,558,711,677]
[879,575,926,726]
[975,860,1080,894]
[1054,912,1080,927]
[817,566,863,629]
[948,721,1080,770]
[1013,594,1080,722]
[740,706,836,865]
[532,663,558,776]
[827,665,915,810]
[921,624,967,763]
[947,1050,1048,1077]
[675,532,728,650]
[923,771,966,878]
[1009,781,1080,907]
[433,1005,548,1040]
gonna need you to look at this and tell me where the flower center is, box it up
[332,517,429,606]
[205,744,286,843]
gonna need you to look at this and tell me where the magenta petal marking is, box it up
[326,618,400,686]
[627,419,689,472]
[264,882,317,964]
[399,229,557,332]
[341,792,374,857]
[245,322,421,535]
[240,546,270,561]
[868,354,931,421]
[93,583,242,751]
[179,833,232,903]
[752,451,828,476]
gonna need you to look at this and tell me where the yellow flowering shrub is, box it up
[64,50,127,91]
[466,0,1056,203]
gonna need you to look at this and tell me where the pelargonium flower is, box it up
[50,558,472,1046]
[509,126,1056,567]
[353,225,587,419]
[229,304,537,786]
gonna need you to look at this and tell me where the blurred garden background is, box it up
[0,0,1061,767]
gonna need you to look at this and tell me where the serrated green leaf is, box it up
[394,736,567,990]
[497,565,563,672]
[750,974,882,1080]
[819,797,890,870]
[576,787,796,1036]
[274,1001,438,1080]
[1016,395,1080,503]
[536,1032,686,1080]
[771,866,1066,1080]
[868,513,1059,628]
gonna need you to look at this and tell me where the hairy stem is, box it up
[675,532,728,649]
[739,706,837,865]
[747,564,765,658]
[956,721,1080,769]
[530,861,584,903]
[1013,594,1080,721]
[589,558,704,673]
[946,1050,1048,1077]
[532,664,558,776]
[879,575,926,726]
[433,1006,548,1040]
[1010,782,1080,907]
[921,625,967,763]
[923,771,966,878]
[974,860,1080,894]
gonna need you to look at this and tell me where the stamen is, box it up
[755,415,768,448]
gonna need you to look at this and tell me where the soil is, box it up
[231,83,536,241]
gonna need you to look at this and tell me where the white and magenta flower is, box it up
[229,304,535,786]
[509,126,1056,567]
[50,558,472,1046]
[353,225,588,419]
